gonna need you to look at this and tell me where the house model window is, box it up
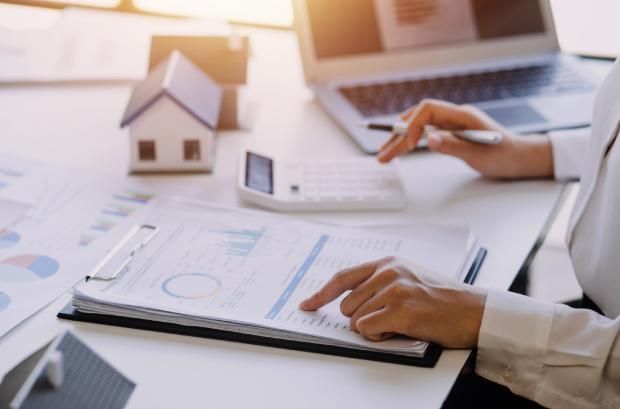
[184,140,201,161]
[138,140,156,161]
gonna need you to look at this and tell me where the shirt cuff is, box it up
[548,128,590,181]
[475,288,554,398]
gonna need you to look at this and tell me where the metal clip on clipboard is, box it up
[86,225,159,282]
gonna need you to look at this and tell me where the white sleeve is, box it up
[476,289,620,409]
[548,128,591,181]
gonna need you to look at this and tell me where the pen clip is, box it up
[86,224,159,282]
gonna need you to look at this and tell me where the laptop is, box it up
[292,0,599,153]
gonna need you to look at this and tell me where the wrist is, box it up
[467,286,488,347]
[512,135,554,179]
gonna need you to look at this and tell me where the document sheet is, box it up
[0,8,228,83]
[73,200,480,358]
[0,154,197,339]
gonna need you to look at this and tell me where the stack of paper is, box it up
[72,199,482,359]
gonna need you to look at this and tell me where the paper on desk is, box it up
[0,8,229,83]
[73,199,478,358]
[0,154,200,340]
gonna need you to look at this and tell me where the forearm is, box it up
[476,289,620,408]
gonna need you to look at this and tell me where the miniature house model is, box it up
[120,51,223,173]
[149,35,250,129]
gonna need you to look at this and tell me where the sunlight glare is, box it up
[133,0,293,27]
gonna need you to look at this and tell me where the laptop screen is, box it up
[306,0,547,60]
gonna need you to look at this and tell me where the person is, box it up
[299,58,620,408]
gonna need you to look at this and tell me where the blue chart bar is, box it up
[211,228,265,257]
[265,234,330,320]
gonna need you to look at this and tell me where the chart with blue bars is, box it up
[210,228,266,257]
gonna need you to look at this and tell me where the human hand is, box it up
[299,257,487,348]
[377,99,554,179]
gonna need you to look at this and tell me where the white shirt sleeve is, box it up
[476,288,620,409]
[548,128,591,181]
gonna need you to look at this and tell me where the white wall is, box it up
[551,0,620,58]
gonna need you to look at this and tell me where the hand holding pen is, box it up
[367,99,554,179]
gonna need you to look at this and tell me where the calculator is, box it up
[237,149,407,212]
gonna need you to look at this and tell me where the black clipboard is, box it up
[58,248,487,368]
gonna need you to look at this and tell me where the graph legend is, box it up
[102,204,135,217]
[79,234,97,247]
[113,190,154,205]
[91,220,115,232]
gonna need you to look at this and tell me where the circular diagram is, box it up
[161,273,221,299]
[0,291,10,312]
[0,230,20,249]
[0,255,60,282]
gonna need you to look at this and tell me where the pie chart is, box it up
[161,273,221,299]
[0,291,10,312]
[0,230,20,249]
[0,255,59,282]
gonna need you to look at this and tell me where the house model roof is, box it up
[149,35,250,85]
[121,51,223,129]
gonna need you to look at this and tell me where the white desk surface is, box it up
[0,14,583,409]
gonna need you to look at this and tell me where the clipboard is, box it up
[58,224,487,368]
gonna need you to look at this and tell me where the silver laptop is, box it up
[293,0,599,153]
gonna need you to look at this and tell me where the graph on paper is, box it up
[210,228,265,257]
[0,291,9,312]
[77,189,155,247]
[0,167,24,191]
[161,273,222,299]
[0,255,60,282]
[0,230,20,249]
[113,190,154,205]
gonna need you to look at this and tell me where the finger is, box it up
[378,133,401,153]
[377,134,410,163]
[299,257,392,311]
[426,132,490,162]
[400,105,418,120]
[410,100,482,129]
[348,296,386,333]
[355,308,399,342]
[339,268,399,317]
[378,100,460,163]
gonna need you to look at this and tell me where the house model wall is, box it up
[121,51,223,174]
[128,97,216,173]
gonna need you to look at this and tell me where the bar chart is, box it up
[210,227,265,257]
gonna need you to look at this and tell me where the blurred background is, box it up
[0,0,617,305]
[0,0,617,58]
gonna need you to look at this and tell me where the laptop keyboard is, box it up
[338,63,594,117]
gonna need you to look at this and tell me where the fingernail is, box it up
[299,298,313,309]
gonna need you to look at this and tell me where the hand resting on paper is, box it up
[299,257,487,348]
[377,99,554,180]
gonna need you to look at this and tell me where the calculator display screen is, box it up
[245,152,274,194]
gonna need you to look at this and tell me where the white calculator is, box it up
[237,149,407,212]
